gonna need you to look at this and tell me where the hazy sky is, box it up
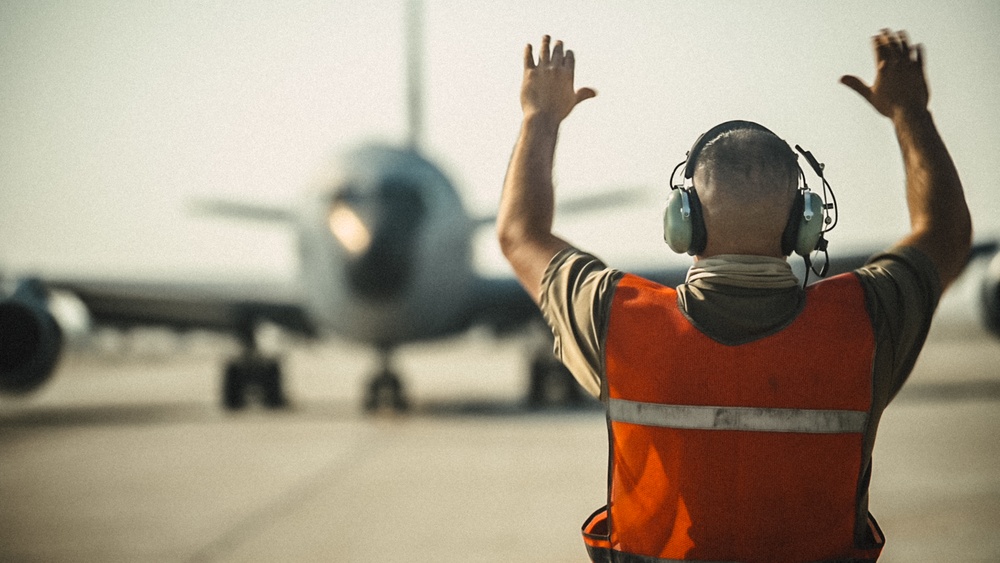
[2,1,999,280]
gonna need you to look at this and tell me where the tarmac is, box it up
[2,287,999,562]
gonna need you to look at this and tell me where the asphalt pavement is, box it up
[1,309,998,562]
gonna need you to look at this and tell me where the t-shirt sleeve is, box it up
[539,248,623,398]
[855,246,943,408]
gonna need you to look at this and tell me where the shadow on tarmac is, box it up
[0,396,606,430]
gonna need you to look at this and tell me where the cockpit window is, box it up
[328,177,427,300]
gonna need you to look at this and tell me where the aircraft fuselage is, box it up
[299,144,476,347]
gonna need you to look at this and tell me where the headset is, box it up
[663,120,837,281]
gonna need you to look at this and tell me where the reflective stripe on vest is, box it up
[608,399,868,434]
[587,272,882,563]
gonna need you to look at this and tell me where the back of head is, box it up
[693,126,800,257]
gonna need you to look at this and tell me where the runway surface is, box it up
[2,307,999,561]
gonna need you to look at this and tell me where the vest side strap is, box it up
[596,550,875,563]
[608,399,868,434]
[605,553,740,563]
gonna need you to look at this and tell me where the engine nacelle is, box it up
[982,252,1000,339]
[0,278,63,395]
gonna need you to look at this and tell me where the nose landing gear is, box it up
[363,346,409,413]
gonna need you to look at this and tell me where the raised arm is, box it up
[497,35,596,303]
[841,29,972,289]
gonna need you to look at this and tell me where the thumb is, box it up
[575,87,597,105]
[839,75,872,103]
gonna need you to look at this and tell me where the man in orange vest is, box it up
[497,30,972,562]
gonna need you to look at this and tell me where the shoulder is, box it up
[853,245,943,334]
[853,245,943,405]
[855,245,942,307]
[538,247,623,398]
[540,248,623,311]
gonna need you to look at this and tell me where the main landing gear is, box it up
[527,349,587,408]
[524,323,591,409]
[221,327,288,411]
[357,337,588,414]
[364,346,409,413]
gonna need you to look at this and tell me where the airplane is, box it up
[0,1,629,412]
[3,3,999,413]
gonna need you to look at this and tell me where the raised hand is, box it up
[841,29,929,119]
[520,35,597,126]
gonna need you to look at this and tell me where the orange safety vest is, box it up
[583,273,885,563]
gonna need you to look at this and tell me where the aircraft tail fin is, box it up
[405,0,424,151]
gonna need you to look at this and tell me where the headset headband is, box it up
[683,120,780,179]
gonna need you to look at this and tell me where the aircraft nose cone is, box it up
[329,178,426,301]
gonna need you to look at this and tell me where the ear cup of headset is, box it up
[663,189,693,254]
[794,191,825,257]
[663,189,707,256]
[782,191,825,257]
[780,194,805,256]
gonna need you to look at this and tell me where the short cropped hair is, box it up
[694,127,799,198]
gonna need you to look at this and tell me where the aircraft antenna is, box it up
[405,0,424,151]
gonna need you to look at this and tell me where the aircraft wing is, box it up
[464,264,691,337]
[467,276,542,335]
[817,240,998,280]
[33,239,997,344]
[43,275,316,337]
[0,273,316,397]
[464,241,1000,336]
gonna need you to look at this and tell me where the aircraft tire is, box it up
[222,362,248,410]
[527,358,547,408]
[527,355,585,409]
[260,359,288,409]
[364,370,409,413]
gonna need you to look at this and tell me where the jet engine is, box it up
[982,252,1000,338]
[0,279,63,394]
